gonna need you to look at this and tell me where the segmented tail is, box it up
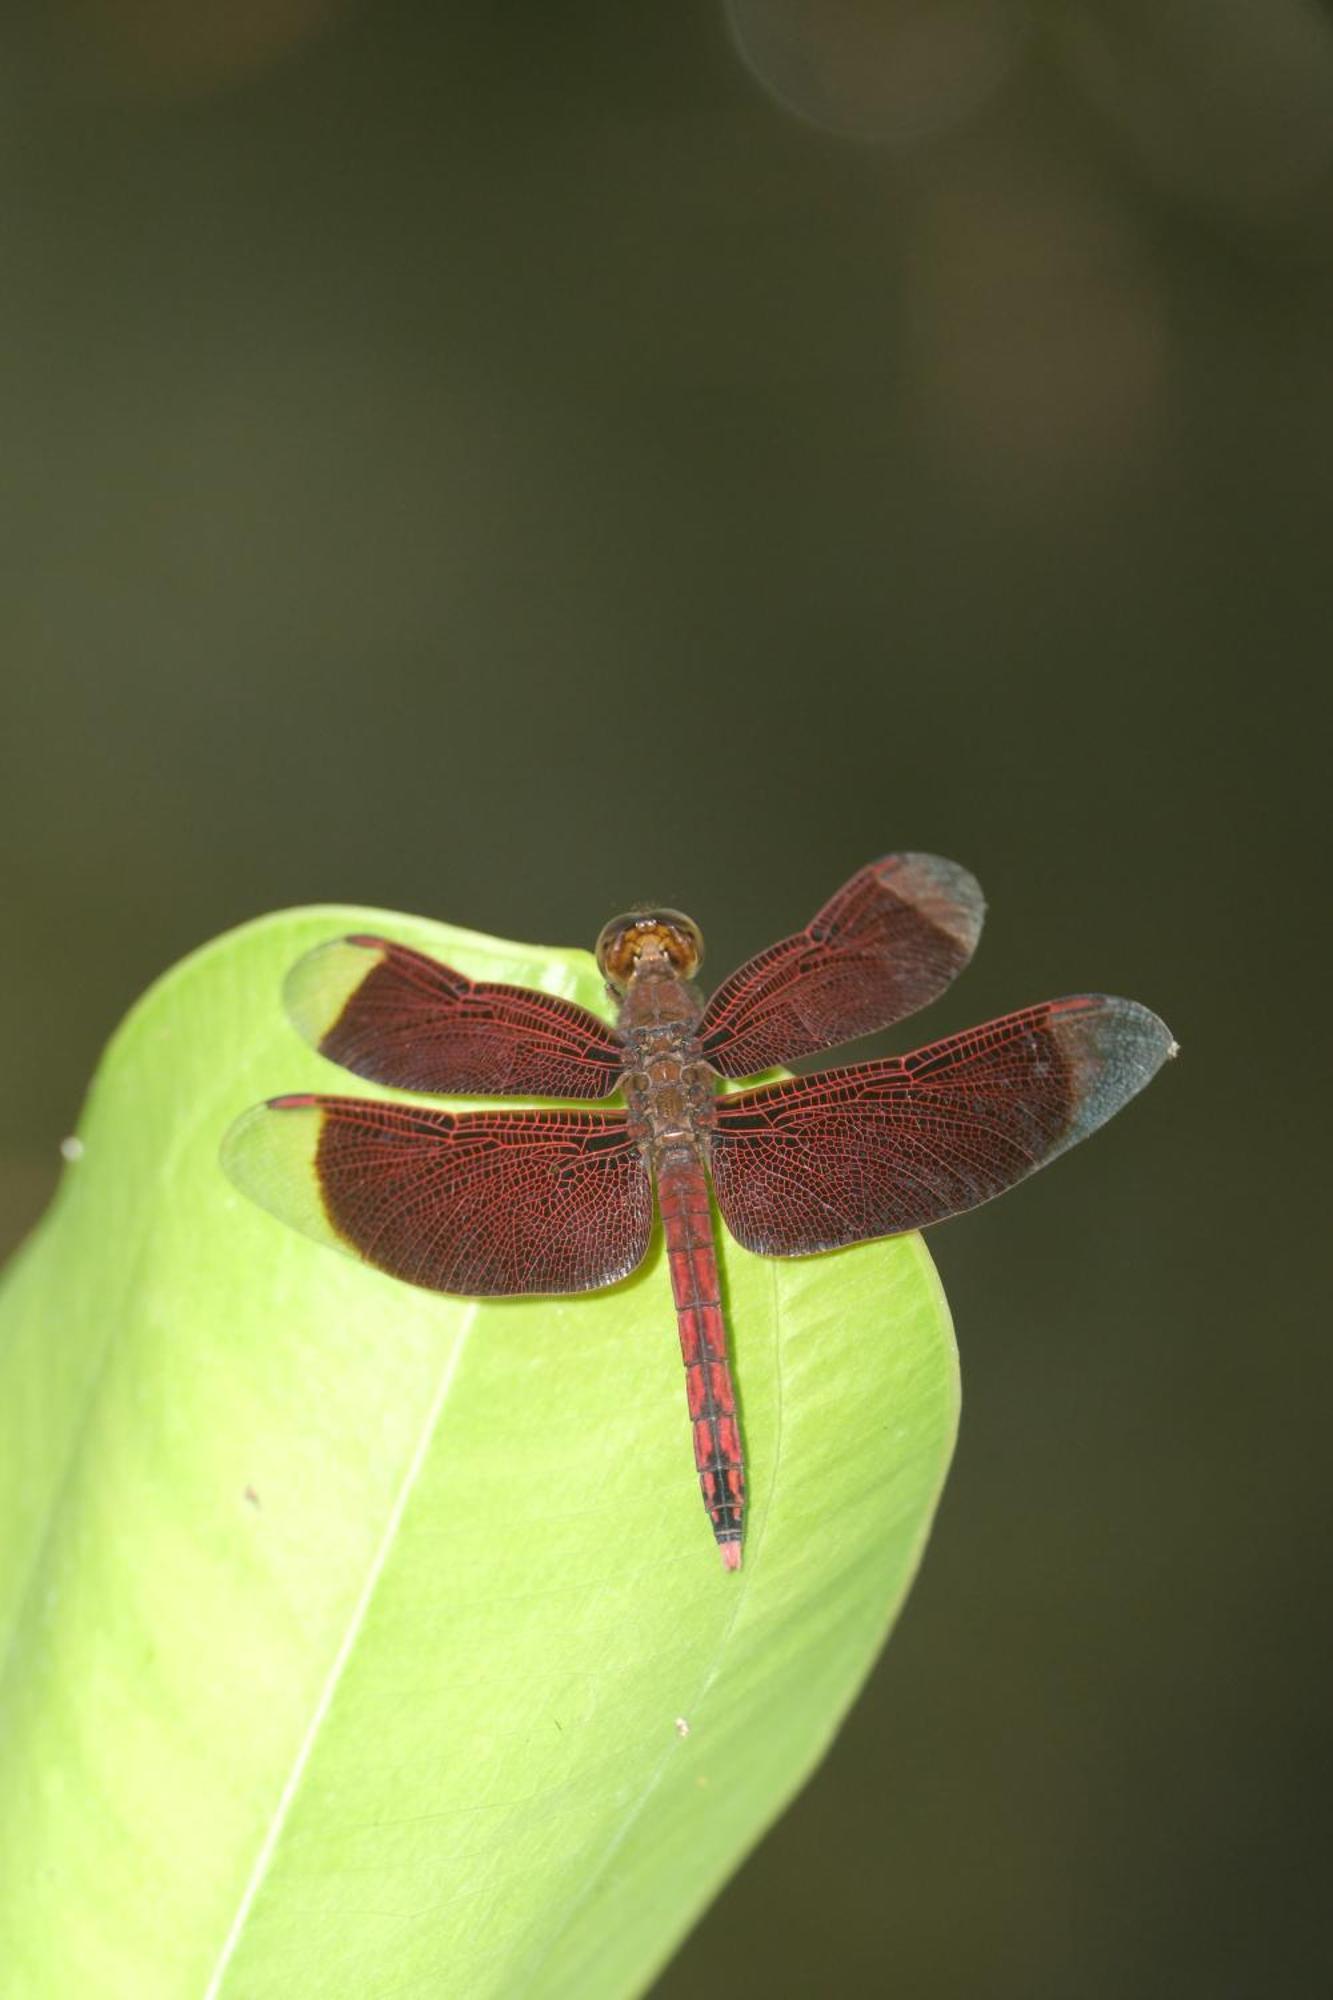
[656,1151,745,1568]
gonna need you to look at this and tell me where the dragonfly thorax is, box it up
[615,959,706,1036]
[616,956,715,1163]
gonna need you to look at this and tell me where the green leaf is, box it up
[0,909,959,1998]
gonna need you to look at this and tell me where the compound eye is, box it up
[659,913,703,979]
[595,915,639,990]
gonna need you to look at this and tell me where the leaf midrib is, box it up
[204,1298,480,1998]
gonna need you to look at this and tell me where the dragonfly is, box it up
[222,854,1174,1570]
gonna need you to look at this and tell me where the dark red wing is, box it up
[710,996,1174,1254]
[284,935,625,1099]
[698,853,985,1078]
[221,1095,652,1295]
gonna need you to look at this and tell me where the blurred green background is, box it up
[3,3,1329,1995]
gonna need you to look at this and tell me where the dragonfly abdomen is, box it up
[656,1150,745,1568]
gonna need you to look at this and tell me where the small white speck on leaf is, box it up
[60,1136,84,1162]
[675,1717,690,1739]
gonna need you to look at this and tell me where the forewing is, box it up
[284,935,625,1099]
[710,996,1174,1254]
[699,853,986,1078]
[222,1095,652,1295]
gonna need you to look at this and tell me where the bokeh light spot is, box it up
[60,0,348,99]
[724,0,1027,146]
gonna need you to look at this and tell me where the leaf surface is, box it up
[0,908,959,1997]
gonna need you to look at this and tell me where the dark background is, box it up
[3,4,1329,1995]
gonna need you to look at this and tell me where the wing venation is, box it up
[222,1095,652,1295]
[699,852,985,1077]
[710,996,1174,1253]
[285,935,625,1099]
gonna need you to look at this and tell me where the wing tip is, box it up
[219,1095,342,1257]
[282,934,387,1051]
[874,851,987,945]
[1066,994,1177,1069]
[1050,994,1177,1148]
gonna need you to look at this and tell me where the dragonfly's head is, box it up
[595,908,704,992]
